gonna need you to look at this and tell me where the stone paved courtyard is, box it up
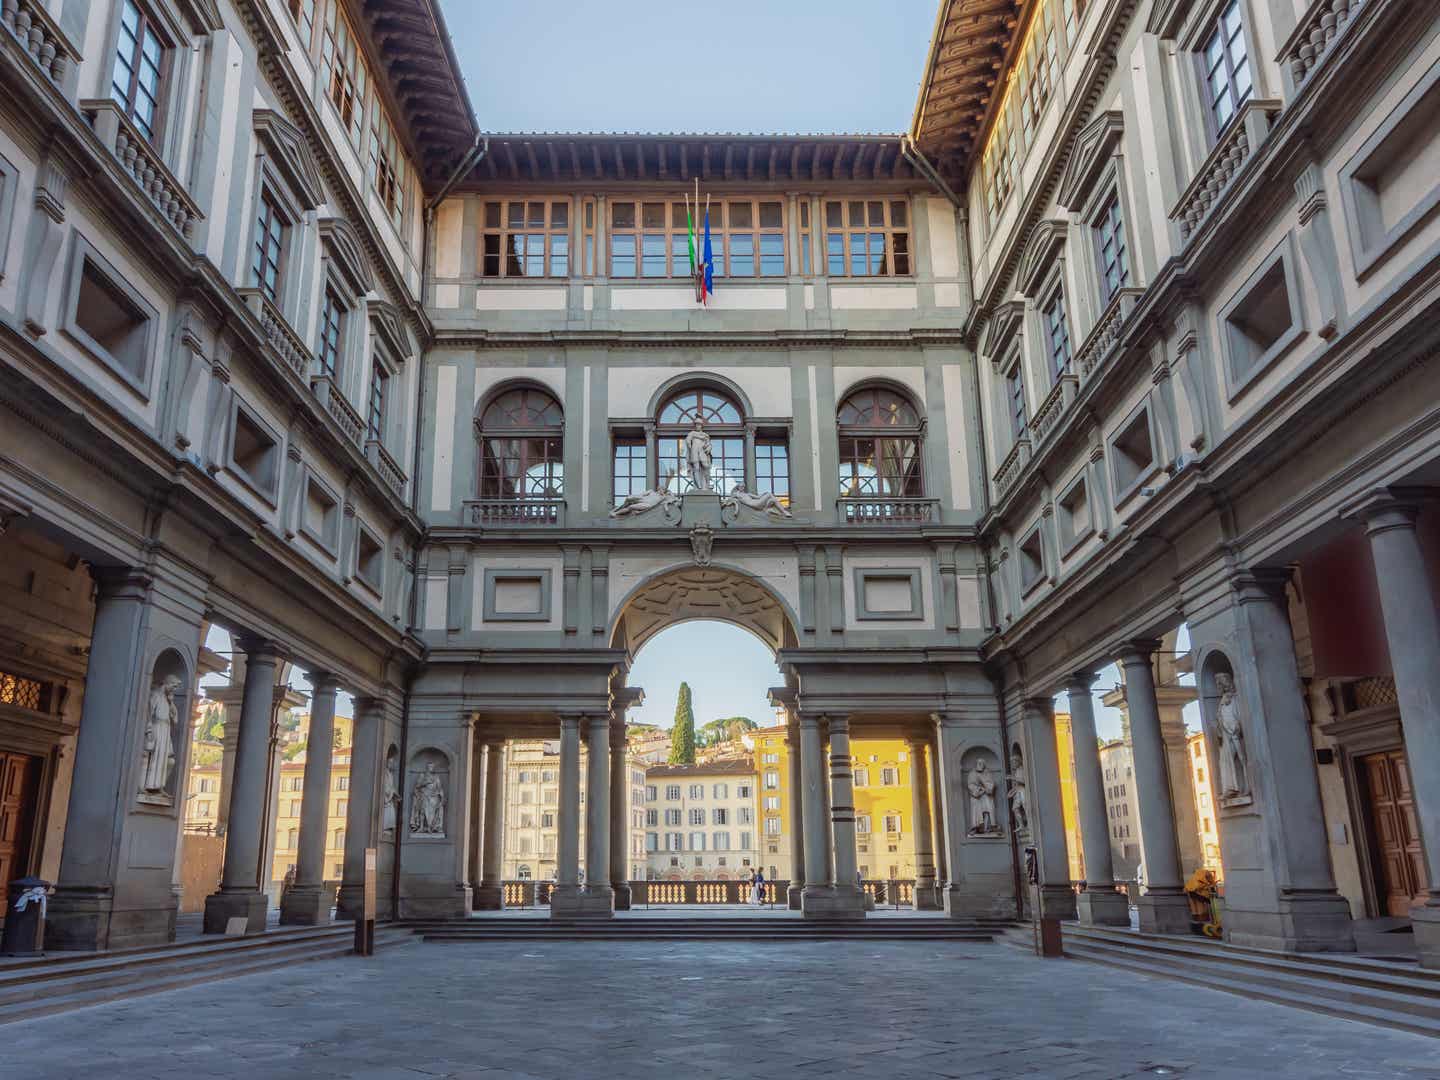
[9,940,1439,1079]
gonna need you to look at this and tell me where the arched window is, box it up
[836,386,924,499]
[477,387,564,501]
[656,387,744,495]
[516,864,532,880]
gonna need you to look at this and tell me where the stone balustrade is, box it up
[837,496,939,525]
[237,288,312,380]
[992,436,1031,498]
[495,878,916,908]
[1030,373,1077,447]
[1280,0,1370,91]
[310,373,364,447]
[81,100,203,242]
[1075,287,1143,382]
[365,438,406,498]
[1,0,79,92]
[1173,100,1279,243]
[463,497,566,527]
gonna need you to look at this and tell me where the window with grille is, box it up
[250,193,285,301]
[111,1,165,142]
[317,287,344,379]
[1096,194,1131,302]
[656,388,745,496]
[480,200,570,278]
[1202,0,1252,136]
[321,1,369,147]
[824,199,910,276]
[477,386,564,500]
[1044,288,1072,381]
[836,386,925,498]
[0,670,46,711]
[367,361,388,442]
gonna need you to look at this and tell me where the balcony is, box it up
[237,288,311,381]
[992,436,1031,499]
[1030,372,1078,447]
[365,438,406,499]
[1280,0,1371,93]
[837,496,939,525]
[310,373,364,447]
[1075,287,1144,383]
[464,498,566,527]
[1171,100,1280,244]
[81,100,203,242]
[2,0,79,94]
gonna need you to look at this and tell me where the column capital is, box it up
[796,712,822,730]
[89,566,153,600]
[1341,485,1439,531]
[586,712,611,733]
[1022,696,1055,721]
[1065,672,1098,694]
[1113,638,1162,668]
[825,713,851,733]
[235,634,285,665]
[304,671,342,694]
[558,712,584,732]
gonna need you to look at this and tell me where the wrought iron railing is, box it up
[464,498,565,527]
[837,497,939,525]
[81,100,203,242]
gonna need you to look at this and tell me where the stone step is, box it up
[1063,931,1440,1038]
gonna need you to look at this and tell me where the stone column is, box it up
[1360,495,1440,967]
[337,695,383,920]
[798,713,830,907]
[786,721,805,910]
[466,741,489,909]
[803,715,865,919]
[609,720,632,910]
[576,713,615,915]
[204,636,283,933]
[550,714,583,914]
[907,732,939,910]
[281,672,340,925]
[1117,641,1190,933]
[1021,698,1077,919]
[474,740,506,909]
[928,738,949,890]
[1068,675,1128,925]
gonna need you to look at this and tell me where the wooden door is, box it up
[0,751,42,890]
[1361,750,1428,917]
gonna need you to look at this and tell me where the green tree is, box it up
[697,716,758,746]
[669,682,696,764]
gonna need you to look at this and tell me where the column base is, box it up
[1077,887,1130,926]
[942,883,1018,920]
[913,882,942,911]
[1223,892,1356,953]
[613,883,632,911]
[1414,903,1440,971]
[471,883,504,911]
[550,885,614,919]
[202,889,268,935]
[801,884,866,920]
[336,882,364,920]
[1037,884,1077,920]
[787,884,804,911]
[1135,890,1192,935]
[45,887,178,951]
[278,885,334,926]
[398,885,472,920]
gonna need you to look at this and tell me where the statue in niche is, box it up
[610,470,681,519]
[1214,672,1251,801]
[139,674,182,801]
[966,759,1002,836]
[721,483,794,520]
[1007,771,1030,834]
[683,419,713,492]
[382,754,401,837]
[409,762,445,836]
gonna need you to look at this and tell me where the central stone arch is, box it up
[609,563,800,656]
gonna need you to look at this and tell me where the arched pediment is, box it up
[1057,111,1125,212]
[319,217,375,297]
[1016,220,1068,298]
[253,110,325,212]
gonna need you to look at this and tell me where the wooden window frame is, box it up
[321,0,370,149]
[836,386,926,498]
[111,0,170,145]
[250,190,288,302]
[1095,191,1131,303]
[480,198,571,279]
[366,358,388,443]
[607,197,787,280]
[823,198,912,278]
[369,104,407,231]
[612,437,646,506]
[754,439,790,507]
[286,0,317,48]
[1198,0,1253,141]
[1043,286,1072,381]
[317,285,345,380]
[476,386,565,500]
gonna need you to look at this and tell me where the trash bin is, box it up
[1,877,51,956]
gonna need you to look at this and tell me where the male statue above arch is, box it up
[683,418,713,492]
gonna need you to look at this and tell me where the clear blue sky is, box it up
[438,0,940,134]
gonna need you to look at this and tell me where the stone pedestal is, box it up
[913,885,943,911]
[1414,905,1440,971]
[801,884,866,919]
[203,889,269,935]
[613,883,633,911]
[1076,887,1130,926]
[276,885,332,926]
[1135,891,1192,934]
[787,885,803,910]
[551,887,615,918]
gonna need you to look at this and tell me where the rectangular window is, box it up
[612,439,647,505]
[689,808,704,825]
[369,106,406,230]
[1096,194,1131,302]
[856,814,872,834]
[250,193,285,302]
[689,832,705,851]
[763,795,780,811]
[713,832,731,851]
[334,776,349,791]
[688,784,704,800]
[763,770,779,789]
[738,807,753,825]
[367,361,388,442]
[321,0,369,147]
[480,199,570,278]
[1203,0,1252,136]
[754,440,790,506]
[335,798,347,816]
[764,818,782,836]
[712,783,728,800]
[712,808,728,825]
[608,199,785,279]
[881,767,898,786]
[287,799,301,816]
[665,785,681,800]
[317,287,344,379]
[287,0,316,42]
[581,199,596,276]
[737,784,752,799]
[645,809,657,827]
[1006,362,1027,438]
[111,0,165,142]
[645,784,657,800]
[1044,289,1072,381]
[884,814,901,833]
[824,199,910,276]
[853,767,869,788]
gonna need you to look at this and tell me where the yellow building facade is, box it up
[1053,713,1085,882]
[1188,732,1225,878]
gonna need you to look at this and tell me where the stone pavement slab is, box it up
[6,939,1439,1079]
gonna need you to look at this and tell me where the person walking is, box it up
[751,868,766,906]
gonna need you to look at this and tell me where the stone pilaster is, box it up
[474,740,506,910]
[609,719,632,910]
[466,741,488,908]
[550,714,586,916]
[280,672,340,925]
[786,721,805,910]
[803,715,865,919]
[337,694,383,920]
[798,713,832,912]
[906,732,940,910]
[1067,675,1128,926]
[1021,697,1077,920]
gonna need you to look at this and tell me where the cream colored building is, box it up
[1188,732,1225,876]
[645,762,759,880]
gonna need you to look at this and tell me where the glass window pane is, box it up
[730,202,752,228]
[642,233,667,277]
[759,201,782,229]
[484,202,501,228]
[848,201,865,225]
[825,201,843,228]
[642,202,666,228]
[612,202,635,229]
[827,233,845,276]
[890,200,908,227]
[551,202,568,228]
[611,233,636,277]
[507,202,525,229]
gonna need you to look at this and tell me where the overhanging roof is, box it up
[464,133,924,187]
[910,0,1026,184]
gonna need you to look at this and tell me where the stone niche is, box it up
[407,746,451,840]
[959,745,1004,839]
[137,648,190,808]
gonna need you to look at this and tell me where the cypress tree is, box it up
[669,682,696,764]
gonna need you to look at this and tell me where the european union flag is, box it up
[702,207,714,303]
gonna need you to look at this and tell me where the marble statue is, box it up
[1214,672,1250,800]
[1007,772,1029,833]
[683,419,713,492]
[609,470,681,518]
[721,483,794,519]
[140,674,182,800]
[966,759,1001,835]
[410,762,445,836]
[382,753,400,836]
